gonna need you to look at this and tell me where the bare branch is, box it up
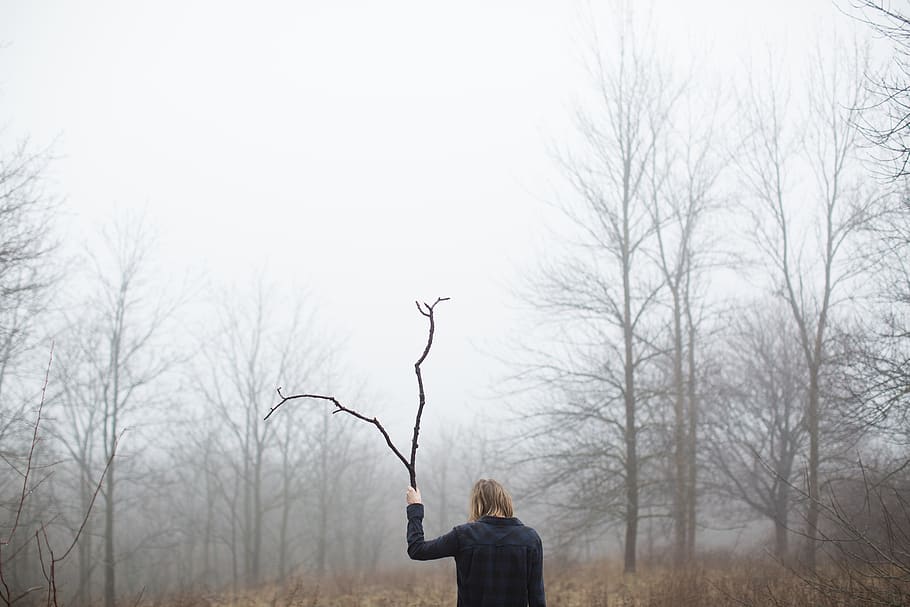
[1,343,53,549]
[266,298,449,489]
[409,297,449,487]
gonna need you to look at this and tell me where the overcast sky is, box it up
[0,0,860,439]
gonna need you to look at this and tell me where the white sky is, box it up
[0,0,860,437]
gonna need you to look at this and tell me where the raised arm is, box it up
[405,487,458,560]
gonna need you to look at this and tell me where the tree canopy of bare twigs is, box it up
[0,138,58,456]
[850,1,910,180]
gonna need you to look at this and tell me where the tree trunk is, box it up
[103,461,115,607]
[204,470,213,584]
[230,482,239,596]
[317,415,328,577]
[774,517,789,560]
[242,442,252,585]
[278,470,290,581]
[77,469,93,607]
[623,249,638,575]
[252,449,262,586]
[685,307,698,560]
[671,288,687,565]
[774,485,790,560]
[804,367,820,570]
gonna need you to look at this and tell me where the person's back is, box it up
[405,479,546,607]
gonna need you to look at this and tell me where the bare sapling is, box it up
[264,297,449,488]
[0,345,114,607]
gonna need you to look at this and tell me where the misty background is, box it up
[1,1,909,605]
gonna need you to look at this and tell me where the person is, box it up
[405,478,546,607]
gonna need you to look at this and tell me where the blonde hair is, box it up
[469,479,514,522]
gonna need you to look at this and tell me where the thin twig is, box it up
[57,431,121,563]
[3,344,53,547]
[267,391,410,472]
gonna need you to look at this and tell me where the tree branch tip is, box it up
[428,296,451,311]
[415,296,450,316]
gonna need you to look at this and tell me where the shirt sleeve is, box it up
[527,533,546,607]
[406,503,458,561]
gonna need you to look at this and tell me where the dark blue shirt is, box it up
[406,503,546,607]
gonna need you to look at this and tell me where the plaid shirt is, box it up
[406,503,546,607]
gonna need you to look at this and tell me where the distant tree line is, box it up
[0,205,498,606]
[0,180,496,604]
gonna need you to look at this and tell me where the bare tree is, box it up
[705,303,808,560]
[735,42,880,570]
[303,404,357,577]
[196,280,340,586]
[0,348,112,607]
[0,138,58,481]
[51,215,179,607]
[0,132,60,605]
[648,87,724,564]
[514,11,687,571]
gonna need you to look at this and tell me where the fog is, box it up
[1,1,908,605]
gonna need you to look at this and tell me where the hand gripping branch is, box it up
[264,297,449,489]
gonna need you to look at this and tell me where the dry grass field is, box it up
[141,556,910,607]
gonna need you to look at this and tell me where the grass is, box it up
[144,556,910,607]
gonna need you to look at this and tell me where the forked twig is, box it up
[264,297,449,488]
